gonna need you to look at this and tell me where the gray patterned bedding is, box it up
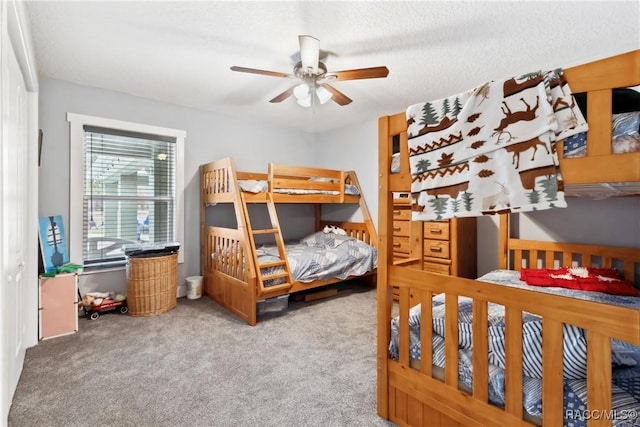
[389,269,640,426]
[257,232,377,284]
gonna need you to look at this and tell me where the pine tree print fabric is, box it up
[405,69,587,221]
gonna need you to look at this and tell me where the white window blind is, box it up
[82,126,176,266]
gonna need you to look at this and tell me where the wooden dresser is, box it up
[423,218,477,278]
[391,197,412,262]
[391,197,477,299]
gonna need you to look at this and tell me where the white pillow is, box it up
[308,176,337,183]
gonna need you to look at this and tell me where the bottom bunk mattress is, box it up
[257,232,377,285]
[389,269,640,427]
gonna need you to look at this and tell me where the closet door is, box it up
[1,2,29,420]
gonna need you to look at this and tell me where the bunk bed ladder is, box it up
[240,192,294,297]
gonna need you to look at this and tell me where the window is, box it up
[68,113,185,267]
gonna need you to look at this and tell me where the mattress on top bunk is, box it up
[238,179,360,195]
[256,232,377,285]
[389,269,640,427]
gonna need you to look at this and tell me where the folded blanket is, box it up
[406,69,587,221]
[520,267,639,296]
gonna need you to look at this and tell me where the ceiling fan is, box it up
[230,35,389,107]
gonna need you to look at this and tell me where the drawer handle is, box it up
[393,210,401,215]
[393,226,401,231]
[430,246,443,252]
[429,228,443,234]
[393,243,401,247]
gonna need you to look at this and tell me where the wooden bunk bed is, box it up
[200,157,378,326]
[377,49,640,427]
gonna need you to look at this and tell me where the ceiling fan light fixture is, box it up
[293,82,332,108]
[316,85,332,105]
[293,83,310,100]
[294,83,313,107]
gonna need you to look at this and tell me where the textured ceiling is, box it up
[25,1,640,134]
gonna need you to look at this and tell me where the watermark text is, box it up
[566,409,638,421]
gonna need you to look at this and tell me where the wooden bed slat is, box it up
[542,319,564,427]
[420,289,433,377]
[445,293,459,387]
[586,332,612,427]
[472,300,488,402]
[505,307,523,419]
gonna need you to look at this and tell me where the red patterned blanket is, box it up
[520,267,639,296]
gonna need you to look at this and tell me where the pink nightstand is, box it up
[39,273,78,340]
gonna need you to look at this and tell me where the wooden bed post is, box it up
[499,214,509,270]
[200,164,205,278]
[377,115,392,420]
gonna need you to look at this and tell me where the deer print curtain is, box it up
[406,69,587,221]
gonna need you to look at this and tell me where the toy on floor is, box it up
[79,291,128,320]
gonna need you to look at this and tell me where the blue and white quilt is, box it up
[256,233,377,285]
[389,270,640,426]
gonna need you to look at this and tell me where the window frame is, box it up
[68,113,185,266]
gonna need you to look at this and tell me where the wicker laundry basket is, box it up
[126,252,178,317]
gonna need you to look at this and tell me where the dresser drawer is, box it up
[392,207,411,221]
[424,239,450,259]
[392,220,411,237]
[392,236,410,254]
[424,221,449,240]
[423,261,451,275]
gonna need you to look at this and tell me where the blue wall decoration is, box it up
[38,215,70,272]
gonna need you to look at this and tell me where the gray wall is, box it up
[315,119,379,226]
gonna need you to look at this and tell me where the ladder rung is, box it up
[261,283,292,295]
[259,260,286,269]
[261,272,290,281]
[252,228,278,235]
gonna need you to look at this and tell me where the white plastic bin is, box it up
[185,276,203,299]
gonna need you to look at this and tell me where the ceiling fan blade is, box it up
[298,35,320,74]
[320,84,352,106]
[269,86,296,103]
[230,66,293,79]
[329,66,389,81]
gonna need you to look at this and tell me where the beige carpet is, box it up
[9,281,396,427]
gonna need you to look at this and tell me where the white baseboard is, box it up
[176,284,187,298]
